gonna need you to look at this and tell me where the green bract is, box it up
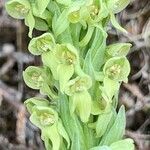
[6,0,135,149]
[106,43,132,58]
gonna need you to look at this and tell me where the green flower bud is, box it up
[28,33,56,55]
[103,57,130,82]
[5,0,30,19]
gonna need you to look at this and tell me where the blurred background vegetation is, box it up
[0,0,150,149]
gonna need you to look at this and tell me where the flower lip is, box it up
[40,113,56,126]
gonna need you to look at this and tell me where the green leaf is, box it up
[59,94,87,150]
[79,26,94,47]
[52,10,69,37]
[83,48,95,80]
[110,138,135,150]
[96,111,113,137]
[28,33,56,55]
[110,13,127,33]
[36,0,50,15]
[5,0,30,19]
[57,120,70,148]
[100,106,126,145]
[92,26,107,71]
[34,17,49,31]
[107,0,130,14]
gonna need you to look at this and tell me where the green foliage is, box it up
[6,0,135,150]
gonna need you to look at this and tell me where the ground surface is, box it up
[0,0,150,150]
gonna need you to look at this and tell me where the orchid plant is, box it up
[6,0,135,150]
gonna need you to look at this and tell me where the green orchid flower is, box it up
[65,75,92,122]
[42,43,80,92]
[68,0,101,25]
[103,57,130,82]
[5,0,30,19]
[5,0,35,37]
[23,66,57,99]
[25,102,70,150]
[28,33,56,55]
